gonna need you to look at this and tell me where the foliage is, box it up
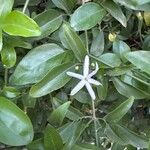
[0,0,150,149]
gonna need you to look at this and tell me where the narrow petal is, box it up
[70,80,86,96]
[85,82,96,100]
[83,55,89,77]
[88,78,102,86]
[88,62,99,78]
[66,72,83,80]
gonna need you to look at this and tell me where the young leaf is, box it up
[102,0,127,27]
[0,0,14,22]
[30,63,76,97]
[3,10,41,37]
[44,124,63,150]
[70,2,106,31]
[3,86,20,98]
[112,77,147,99]
[125,51,150,75]
[10,44,65,85]
[1,44,16,68]
[27,139,44,150]
[0,97,33,146]
[48,101,71,126]
[61,23,87,62]
[104,96,134,123]
[34,9,63,40]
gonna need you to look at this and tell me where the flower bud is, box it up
[108,33,116,42]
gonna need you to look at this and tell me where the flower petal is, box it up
[85,82,96,100]
[70,80,86,96]
[66,72,83,80]
[83,55,89,77]
[88,62,99,78]
[88,78,102,86]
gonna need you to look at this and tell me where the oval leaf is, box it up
[70,2,106,31]
[3,10,41,37]
[10,43,65,85]
[0,97,33,146]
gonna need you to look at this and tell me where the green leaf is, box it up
[98,53,121,68]
[3,10,41,37]
[1,44,16,68]
[102,0,127,27]
[59,120,91,148]
[0,97,33,146]
[27,139,44,150]
[90,31,104,56]
[70,2,106,31]
[3,86,20,98]
[30,63,76,97]
[112,77,147,99]
[61,23,87,62]
[0,0,14,22]
[105,124,148,148]
[0,30,2,51]
[44,124,63,150]
[10,44,65,85]
[125,51,150,75]
[48,101,71,126]
[104,96,134,123]
[113,40,130,62]
[52,0,77,13]
[144,12,150,26]
[34,9,63,40]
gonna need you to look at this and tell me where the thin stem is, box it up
[92,99,99,147]
[22,0,30,13]
[4,68,8,86]
[85,30,89,53]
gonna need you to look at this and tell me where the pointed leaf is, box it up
[102,0,127,27]
[30,63,76,97]
[104,96,134,123]
[48,101,71,126]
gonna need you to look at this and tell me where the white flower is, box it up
[67,55,102,100]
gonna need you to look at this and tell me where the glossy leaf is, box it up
[61,23,87,62]
[30,63,76,97]
[44,124,63,150]
[98,53,121,68]
[105,124,148,148]
[1,44,16,68]
[0,97,33,146]
[10,44,65,85]
[104,96,134,123]
[52,0,77,13]
[112,77,147,99]
[70,2,106,31]
[3,10,41,37]
[102,0,127,27]
[48,101,71,126]
[0,0,14,22]
[34,9,63,39]
[125,51,150,75]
